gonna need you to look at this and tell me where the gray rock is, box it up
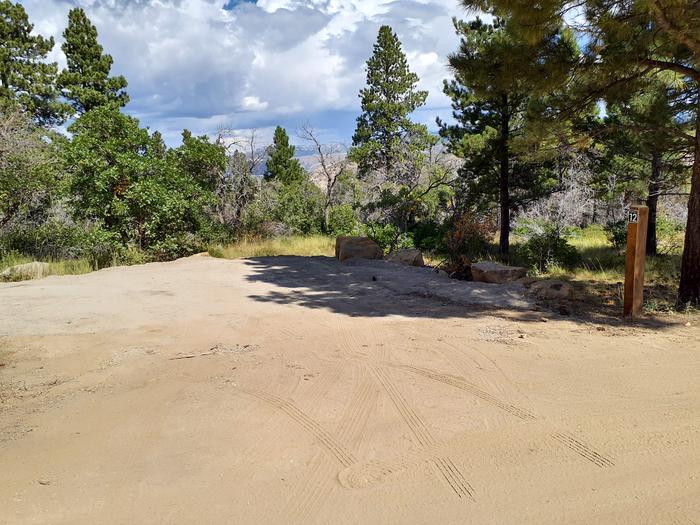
[386,248,424,267]
[1,261,51,282]
[434,268,449,278]
[516,277,538,288]
[471,261,527,284]
[335,237,383,262]
[528,280,575,300]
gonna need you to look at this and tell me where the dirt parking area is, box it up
[1,255,699,524]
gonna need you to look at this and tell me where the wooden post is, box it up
[623,205,649,318]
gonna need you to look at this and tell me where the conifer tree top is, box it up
[58,7,129,115]
[0,0,68,125]
[350,25,430,179]
[264,125,305,185]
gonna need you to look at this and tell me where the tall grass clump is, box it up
[210,235,335,259]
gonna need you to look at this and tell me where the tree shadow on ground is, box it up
[242,256,683,330]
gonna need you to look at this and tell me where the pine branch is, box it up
[639,58,700,80]
[649,0,700,57]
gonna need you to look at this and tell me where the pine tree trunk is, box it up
[646,152,661,257]
[499,97,510,256]
[677,98,700,307]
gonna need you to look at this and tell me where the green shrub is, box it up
[273,180,324,235]
[0,220,141,269]
[656,214,685,255]
[411,220,448,251]
[359,222,400,251]
[207,244,225,258]
[148,232,205,261]
[604,219,627,250]
[394,232,415,250]
[327,204,357,236]
[65,107,223,256]
[521,230,580,272]
[80,225,123,268]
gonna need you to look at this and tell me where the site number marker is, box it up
[623,205,649,318]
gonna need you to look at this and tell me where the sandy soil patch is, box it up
[1,256,698,523]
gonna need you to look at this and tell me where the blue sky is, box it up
[20,0,471,147]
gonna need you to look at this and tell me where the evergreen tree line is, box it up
[1,0,699,307]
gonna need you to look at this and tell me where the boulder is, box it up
[1,261,51,282]
[471,261,527,284]
[528,280,575,301]
[335,236,383,262]
[386,248,424,267]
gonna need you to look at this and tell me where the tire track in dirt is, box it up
[285,374,379,522]
[396,364,537,421]
[336,375,378,446]
[372,367,434,448]
[370,366,475,500]
[393,363,614,468]
[550,432,615,468]
[396,323,519,404]
[237,388,356,468]
[275,316,384,522]
[440,337,518,400]
[321,321,478,501]
[432,455,476,500]
[333,315,389,362]
[286,456,338,522]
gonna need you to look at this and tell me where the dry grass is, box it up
[0,252,94,280]
[209,235,336,259]
[538,227,688,314]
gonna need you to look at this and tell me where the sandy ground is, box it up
[0,255,699,524]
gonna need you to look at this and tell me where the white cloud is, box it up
[241,95,268,111]
[19,0,473,144]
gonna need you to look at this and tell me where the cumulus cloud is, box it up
[20,0,472,145]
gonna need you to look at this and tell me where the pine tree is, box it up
[350,25,431,183]
[58,8,129,115]
[460,0,700,305]
[439,18,578,255]
[264,126,305,185]
[597,82,693,256]
[0,0,68,126]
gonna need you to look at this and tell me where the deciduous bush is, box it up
[411,220,449,251]
[65,107,223,258]
[520,230,580,273]
[656,214,685,255]
[327,204,357,236]
[604,219,627,251]
[272,180,324,235]
[356,222,404,251]
[0,219,131,269]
